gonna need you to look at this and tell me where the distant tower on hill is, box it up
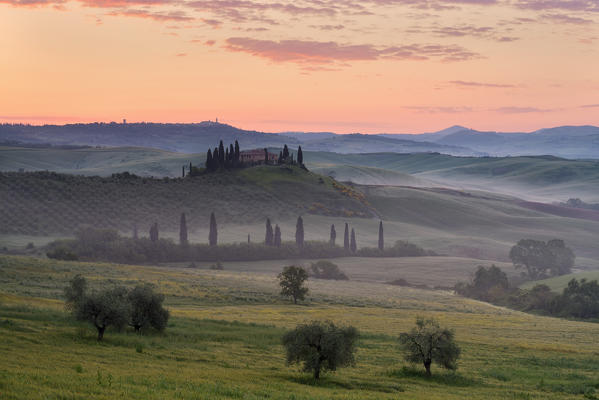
[123,119,127,124]
[215,117,219,123]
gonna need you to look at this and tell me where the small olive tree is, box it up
[399,317,461,376]
[76,286,130,341]
[278,266,309,304]
[283,321,358,379]
[128,284,170,333]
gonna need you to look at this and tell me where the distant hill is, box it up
[0,121,474,156]
[382,125,599,159]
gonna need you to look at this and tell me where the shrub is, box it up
[310,260,348,280]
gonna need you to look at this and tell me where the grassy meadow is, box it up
[1,255,599,400]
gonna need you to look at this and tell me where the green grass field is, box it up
[520,270,599,292]
[1,255,599,399]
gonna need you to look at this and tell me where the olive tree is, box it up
[399,317,461,376]
[282,321,358,379]
[128,284,170,333]
[76,286,130,341]
[278,266,308,304]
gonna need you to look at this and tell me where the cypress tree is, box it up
[264,148,268,164]
[350,228,357,253]
[189,162,192,172]
[234,140,240,164]
[274,225,281,247]
[295,216,304,248]
[225,147,230,167]
[278,150,283,164]
[182,165,185,178]
[283,144,289,159]
[330,224,336,247]
[213,147,219,168]
[297,146,303,165]
[229,144,234,161]
[180,213,188,245]
[206,149,213,171]
[378,220,384,251]
[344,223,350,251]
[150,222,159,242]
[218,141,225,166]
[209,212,218,246]
[265,218,274,246]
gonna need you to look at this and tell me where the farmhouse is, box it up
[239,149,279,164]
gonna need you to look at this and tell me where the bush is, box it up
[47,246,78,261]
[310,260,348,280]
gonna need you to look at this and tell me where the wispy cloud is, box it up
[449,80,518,88]
[492,106,556,113]
[224,37,481,67]
[107,9,194,22]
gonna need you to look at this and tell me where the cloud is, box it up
[580,103,599,108]
[449,80,518,88]
[0,0,64,6]
[514,0,599,12]
[411,23,520,42]
[309,24,345,30]
[492,106,555,113]
[107,9,194,21]
[78,0,171,7]
[403,105,474,113]
[224,37,481,67]
[541,13,594,23]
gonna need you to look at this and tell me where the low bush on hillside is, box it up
[455,265,599,321]
[310,260,348,280]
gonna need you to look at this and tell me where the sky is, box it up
[1,0,599,133]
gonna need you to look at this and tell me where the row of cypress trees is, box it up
[150,213,384,252]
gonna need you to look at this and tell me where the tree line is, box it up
[184,142,305,176]
[47,217,431,264]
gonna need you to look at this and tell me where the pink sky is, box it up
[1,0,598,133]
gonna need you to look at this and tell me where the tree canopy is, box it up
[282,321,358,379]
[278,266,309,304]
[399,317,461,376]
[509,239,575,279]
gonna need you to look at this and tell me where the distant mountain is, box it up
[0,122,479,156]
[2,122,598,159]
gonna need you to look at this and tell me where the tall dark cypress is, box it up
[206,149,213,170]
[264,148,268,164]
[150,222,159,242]
[297,146,303,165]
[182,165,185,178]
[225,147,230,166]
[234,140,240,163]
[278,150,283,164]
[213,147,219,168]
[265,218,274,245]
[330,224,336,247]
[378,220,384,251]
[189,162,192,172]
[283,144,289,159]
[229,144,234,161]
[295,216,304,248]
[179,213,188,245]
[218,141,225,166]
[209,212,217,246]
[344,223,350,251]
[274,225,281,247]
[350,228,357,253]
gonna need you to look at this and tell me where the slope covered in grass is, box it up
[1,255,598,400]
[0,165,374,235]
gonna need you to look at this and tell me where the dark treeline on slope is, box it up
[455,265,599,321]
[188,141,304,176]
[46,223,431,264]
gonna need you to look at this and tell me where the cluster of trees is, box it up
[309,260,348,280]
[455,265,599,320]
[282,318,460,380]
[509,239,575,279]
[277,144,303,166]
[64,276,169,341]
[47,215,431,264]
[204,140,241,172]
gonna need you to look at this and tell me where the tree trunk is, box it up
[424,361,431,377]
[97,326,106,341]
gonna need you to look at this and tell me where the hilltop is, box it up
[0,165,374,236]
